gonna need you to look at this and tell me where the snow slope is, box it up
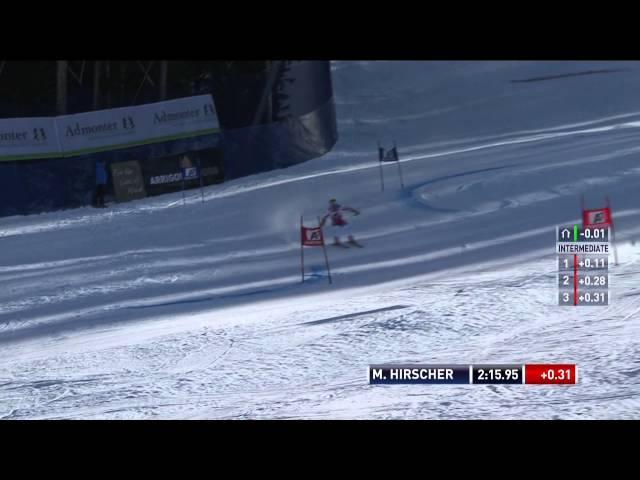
[1,61,640,419]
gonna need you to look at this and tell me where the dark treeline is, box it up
[0,61,279,127]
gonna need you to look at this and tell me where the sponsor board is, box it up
[0,117,60,160]
[140,148,225,197]
[0,95,219,161]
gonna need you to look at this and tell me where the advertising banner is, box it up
[0,117,60,161]
[138,148,224,197]
[56,95,219,157]
[0,95,219,162]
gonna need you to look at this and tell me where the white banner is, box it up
[0,117,61,160]
[56,95,219,157]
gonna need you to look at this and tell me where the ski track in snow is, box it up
[1,61,640,419]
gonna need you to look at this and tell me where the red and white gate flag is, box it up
[301,226,324,246]
[582,207,612,227]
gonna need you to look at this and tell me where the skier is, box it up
[94,160,108,208]
[320,198,362,247]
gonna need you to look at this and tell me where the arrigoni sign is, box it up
[0,95,220,161]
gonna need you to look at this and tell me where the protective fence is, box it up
[0,61,338,218]
[216,61,337,179]
[0,95,221,216]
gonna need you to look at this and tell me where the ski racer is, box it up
[320,198,362,247]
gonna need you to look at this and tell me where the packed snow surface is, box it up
[1,61,639,419]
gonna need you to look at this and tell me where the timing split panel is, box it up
[557,225,609,306]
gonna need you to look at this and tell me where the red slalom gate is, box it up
[300,216,332,285]
[581,194,618,265]
[582,207,612,228]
